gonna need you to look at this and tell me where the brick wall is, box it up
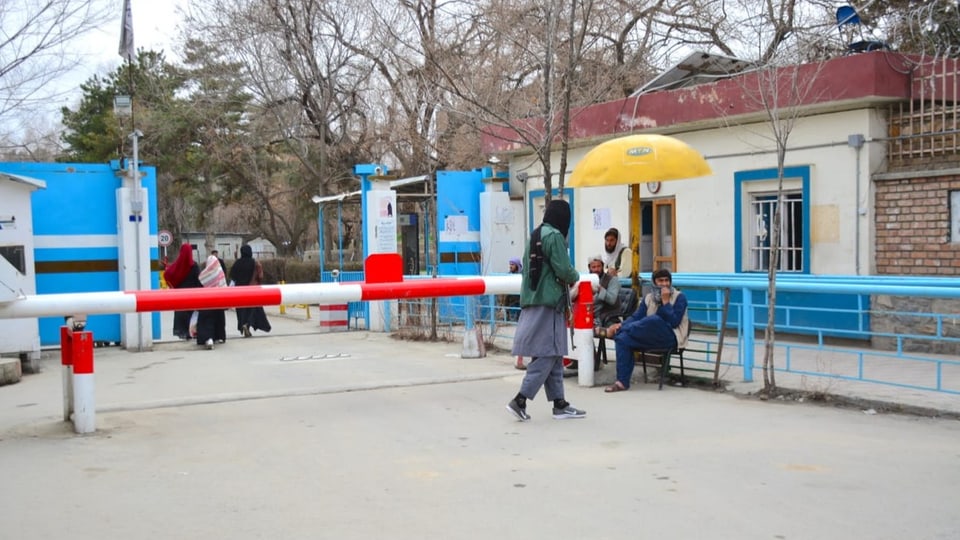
[874,174,960,276]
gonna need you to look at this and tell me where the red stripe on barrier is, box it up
[60,326,72,367]
[72,332,94,374]
[132,287,283,312]
[359,278,487,301]
[318,320,349,327]
[317,305,348,312]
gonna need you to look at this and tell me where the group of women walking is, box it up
[162,244,272,349]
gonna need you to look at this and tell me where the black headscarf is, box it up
[542,199,571,238]
[229,245,255,286]
[528,199,571,290]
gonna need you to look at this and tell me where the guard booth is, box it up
[0,173,44,372]
[0,161,160,348]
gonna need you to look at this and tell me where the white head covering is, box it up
[198,255,227,288]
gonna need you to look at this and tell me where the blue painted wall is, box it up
[0,162,160,345]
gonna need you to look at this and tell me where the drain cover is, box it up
[279,353,352,362]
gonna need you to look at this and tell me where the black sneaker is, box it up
[552,405,586,419]
[506,399,531,422]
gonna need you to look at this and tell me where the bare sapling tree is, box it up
[738,60,826,395]
[685,0,836,395]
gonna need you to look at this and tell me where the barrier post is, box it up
[60,326,74,422]
[71,331,95,434]
[574,281,596,387]
[317,304,348,332]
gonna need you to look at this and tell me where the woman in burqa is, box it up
[196,254,228,349]
[228,245,272,337]
[163,244,202,340]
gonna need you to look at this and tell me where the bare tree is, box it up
[182,0,376,253]
[658,0,839,64]
[433,0,674,200]
[0,0,112,143]
[718,57,827,395]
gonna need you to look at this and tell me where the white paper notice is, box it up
[592,208,612,231]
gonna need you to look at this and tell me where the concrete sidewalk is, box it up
[1,306,958,540]
[3,305,957,425]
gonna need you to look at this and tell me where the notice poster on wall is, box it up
[592,207,612,231]
[444,215,469,236]
[369,190,398,253]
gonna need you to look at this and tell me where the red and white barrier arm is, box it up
[0,274,597,320]
[0,275,565,319]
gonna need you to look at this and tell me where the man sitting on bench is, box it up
[599,268,689,392]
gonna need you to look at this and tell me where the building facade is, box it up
[483,52,960,280]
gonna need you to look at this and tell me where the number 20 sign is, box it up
[158,230,173,247]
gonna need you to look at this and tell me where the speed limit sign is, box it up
[158,229,173,247]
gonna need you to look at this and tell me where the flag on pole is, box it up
[119,0,134,62]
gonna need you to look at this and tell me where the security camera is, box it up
[331,269,340,280]
[517,172,528,183]
[374,166,383,176]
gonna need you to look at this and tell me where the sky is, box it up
[71,0,187,89]
[41,0,188,124]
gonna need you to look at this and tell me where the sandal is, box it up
[604,381,627,393]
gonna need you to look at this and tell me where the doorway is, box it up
[639,198,676,274]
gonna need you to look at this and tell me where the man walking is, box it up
[507,199,587,421]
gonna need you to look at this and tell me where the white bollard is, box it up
[71,331,95,434]
[575,327,596,387]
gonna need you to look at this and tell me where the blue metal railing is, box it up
[670,273,960,393]
[313,271,960,395]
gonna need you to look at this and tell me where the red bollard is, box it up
[60,326,74,422]
[573,281,596,387]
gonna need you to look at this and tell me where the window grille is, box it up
[748,192,804,272]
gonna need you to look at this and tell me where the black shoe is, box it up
[505,398,531,421]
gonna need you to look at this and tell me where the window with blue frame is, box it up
[735,166,810,274]
[750,192,804,271]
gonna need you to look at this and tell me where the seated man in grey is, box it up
[601,268,688,392]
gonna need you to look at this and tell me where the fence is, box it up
[888,56,960,167]
[333,271,960,396]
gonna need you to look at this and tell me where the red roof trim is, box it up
[482,52,926,154]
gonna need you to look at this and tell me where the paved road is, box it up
[1,308,958,540]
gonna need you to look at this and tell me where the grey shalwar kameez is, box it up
[507,199,582,417]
